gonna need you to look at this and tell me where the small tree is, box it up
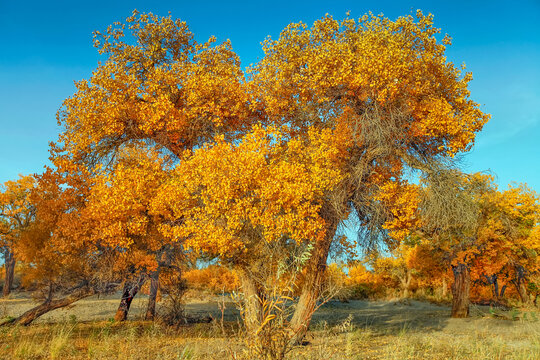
[0,175,36,297]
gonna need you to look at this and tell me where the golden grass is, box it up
[1,298,539,359]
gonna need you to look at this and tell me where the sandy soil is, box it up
[0,291,525,337]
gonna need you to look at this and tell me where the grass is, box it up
[1,296,539,359]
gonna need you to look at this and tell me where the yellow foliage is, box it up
[154,125,346,259]
[183,265,239,293]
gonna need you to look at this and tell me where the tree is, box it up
[58,10,255,165]
[153,125,346,335]
[55,10,489,339]
[371,244,420,298]
[252,11,489,336]
[84,145,180,321]
[3,168,121,326]
[0,175,36,297]
[491,184,539,304]
[418,173,539,316]
[55,10,258,324]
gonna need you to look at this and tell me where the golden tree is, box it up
[0,175,36,297]
[3,168,121,326]
[153,125,346,339]
[85,145,176,321]
[417,173,539,315]
[251,11,489,335]
[58,10,255,165]
[54,10,489,339]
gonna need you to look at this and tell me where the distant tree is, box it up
[418,173,539,316]
[0,175,36,297]
[2,168,119,326]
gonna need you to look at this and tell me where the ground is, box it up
[1,293,539,359]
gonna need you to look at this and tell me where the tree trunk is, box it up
[441,278,448,298]
[237,267,263,334]
[485,274,500,301]
[289,216,339,342]
[451,263,470,318]
[145,269,160,321]
[513,265,530,305]
[114,275,146,322]
[1,287,96,326]
[401,270,412,298]
[516,282,530,305]
[3,252,15,297]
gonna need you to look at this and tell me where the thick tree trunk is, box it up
[145,269,160,321]
[3,252,15,297]
[451,263,470,318]
[114,276,145,322]
[516,282,530,304]
[238,267,263,334]
[1,287,96,326]
[290,217,338,342]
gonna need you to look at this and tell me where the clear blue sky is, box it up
[1,0,539,191]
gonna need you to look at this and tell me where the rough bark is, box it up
[451,263,470,318]
[289,217,339,341]
[1,287,96,326]
[485,274,500,301]
[114,275,146,322]
[145,269,160,321]
[238,267,263,334]
[3,252,15,297]
[512,265,530,305]
[516,282,530,304]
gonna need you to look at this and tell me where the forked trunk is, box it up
[451,263,470,318]
[115,275,146,322]
[289,217,338,342]
[3,253,15,297]
[237,267,263,334]
[145,269,160,321]
[513,265,530,305]
[485,274,501,301]
[1,287,96,326]
[400,270,412,298]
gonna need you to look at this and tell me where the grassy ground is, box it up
[1,294,539,359]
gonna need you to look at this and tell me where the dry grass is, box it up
[1,295,539,359]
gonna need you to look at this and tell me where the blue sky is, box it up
[0,0,539,191]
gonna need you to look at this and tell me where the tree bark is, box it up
[451,263,470,318]
[512,265,530,305]
[145,269,160,321]
[1,287,96,326]
[400,270,412,298]
[500,285,507,299]
[441,278,448,298]
[289,216,339,342]
[114,275,146,322]
[485,274,500,301]
[3,252,15,297]
[237,267,263,334]
[516,282,530,304]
